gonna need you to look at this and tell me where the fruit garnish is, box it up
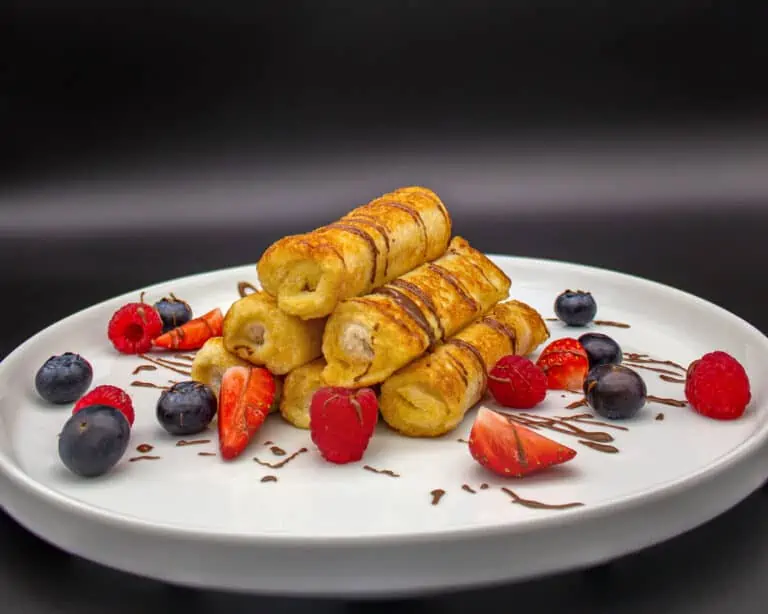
[685,351,751,420]
[554,290,597,326]
[154,294,193,334]
[189,337,252,397]
[310,387,378,464]
[583,364,646,420]
[578,332,623,369]
[58,404,131,477]
[487,355,547,409]
[152,307,224,351]
[108,303,164,354]
[74,384,135,426]
[468,407,577,477]
[35,352,93,404]
[218,366,276,460]
[535,338,589,391]
[156,381,218,436]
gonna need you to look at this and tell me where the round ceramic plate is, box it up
[1,257,767,597]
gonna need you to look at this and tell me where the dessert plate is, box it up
[0,256,766,597]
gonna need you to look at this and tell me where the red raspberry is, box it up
[685,351,751,421]
[488,355,547,409]
[107,303,163,354]
[73,384,135,426]
[310,387,378,464]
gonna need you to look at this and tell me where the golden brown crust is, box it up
[222,291,326,375]
[256,186,452,319]
[321,236,512,387]
[279,358,326,429]
[379,300,550,437]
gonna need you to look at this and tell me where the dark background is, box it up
[2,2,768,612]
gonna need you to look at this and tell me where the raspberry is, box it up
[685,351,751,421]
[73,384,135,426]
[310,387,378,464]
[488,355,547,409]
[107,303,163,354]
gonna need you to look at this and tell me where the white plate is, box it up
[1,257,767,597]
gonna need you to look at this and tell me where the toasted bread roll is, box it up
[379,300,549,437]
[279,358,326,429]
[222,291,326,375]
[257,186,452,319]
[322,236,511,387]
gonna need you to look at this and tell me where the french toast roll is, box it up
[279,358,326,429]
[379,300,549,438]
[256,186,452,319]
[190,337,283,412]
[322,236,511,387]
[222,291,326,375]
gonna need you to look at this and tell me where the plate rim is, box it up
[1,255,767,550]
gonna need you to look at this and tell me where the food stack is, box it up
[191,186,550,442]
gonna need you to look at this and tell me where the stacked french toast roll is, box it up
[192,185,551,436]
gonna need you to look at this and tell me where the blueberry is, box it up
[58,405,130,477]
[35,352,93,404]
[579,332,623,368]
[156,381,217,436]
[554,290,597,327]
[584,364,647,420]
[153,295,193,333]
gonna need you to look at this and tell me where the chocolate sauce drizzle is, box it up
[130,455,161,462]
[237,281,258,297]
[579,440,619,454]
[430,489,446,506]
[447,339,487,380]
[445,352,470,386]
[137,354,192,376]
[389,278,445,340]
[503,412,616,444]
[655,413,665,421]
[346,215,391,278]
[363,465,400,478]
[374,286,436,346]
[327,222,380,284]
[176,439,211,447]
[427,263,479,312]
[132,364,157,375]
[136,443,154,453]
[270,446,286,456]
[378,200,429,257]
[660,374,686,384]
[253,447,308,469]
[593,320,631,328]
[482,316,518,354]
[130,380,169,390]
[462,484,477,494]
[261,475,278,483]
[502,488,584,510]
[647,395,687,407]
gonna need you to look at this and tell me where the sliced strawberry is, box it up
[468,407,577,477]
[536,337,589,391]
[218,366,276,460]
[152,308,224,351]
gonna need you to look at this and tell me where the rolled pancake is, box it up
[279,358,326,429]
[379,300,549,437]
[222,291,326,375]
[257,186,452,319]
[191,337,283,412]
[322,236,512,387]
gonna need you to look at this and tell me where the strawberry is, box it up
[218,366,276,460]
[536,337,589,391]
[310,387,378,464]
[488,355,547,409]
[468,407,577,477]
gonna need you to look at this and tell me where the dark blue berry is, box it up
[554,290,597,326]
[156,381,217,436]
[153,295,193,333]
[584,364,646,420]
[579,332,623,369]
[58,405,130,477]
[35,352,93,404]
